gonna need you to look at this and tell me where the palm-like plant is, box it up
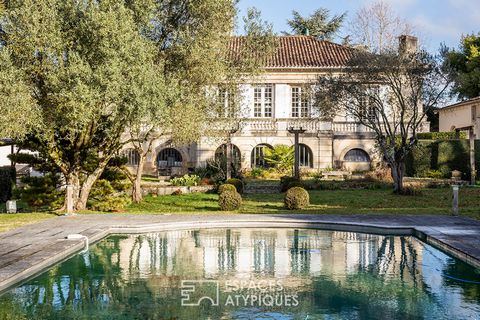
[264,144,294,174]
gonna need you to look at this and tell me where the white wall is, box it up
[0,145,12,166]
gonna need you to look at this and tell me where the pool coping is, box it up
[1,214,480,294]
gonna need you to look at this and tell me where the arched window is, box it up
[215,144,241,169]
[251,144,272,168]
[344,149,370,162]
[298,144,313,168]
[157,148,182,168]
[122,148,140,166]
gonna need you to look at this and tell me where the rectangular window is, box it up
[253,84,274,117]
[216,87,236,117]
[291,87,310,118]
[358,93,377,122]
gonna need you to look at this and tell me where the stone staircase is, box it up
[244,180,281,194]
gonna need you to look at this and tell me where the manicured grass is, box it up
[0,213,57,233]
[2,187,479,234]
[127,187,480,219]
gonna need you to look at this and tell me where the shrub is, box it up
[425,169,443,179]
[284,187,310,210]
[89,179,131,212]
[280,176,303,192]
[218,190,242,211]
[248,167,266,179]
[225,178,244,194]
[218,183,236,194]
[406,139,480,181]
[90,194,131,212]
[417,131,467,140]
[15,174,63,210]
[0,166,15,202]
[170,174,201,186]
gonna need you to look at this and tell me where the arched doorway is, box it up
[215,144,241,170]
[157,148,182,168]
[251,144,273,168]
[298,144,313,168]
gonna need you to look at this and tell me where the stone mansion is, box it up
[122,35,429,176]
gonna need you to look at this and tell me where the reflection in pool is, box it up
[1,229,480,319]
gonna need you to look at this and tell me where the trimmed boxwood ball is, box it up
[225,178,244,194]
[218,183,236,194]
[284,187,310,210]
[218,190,242,211]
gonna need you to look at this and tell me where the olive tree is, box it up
[0,0,164,211]
[315,48,451,193]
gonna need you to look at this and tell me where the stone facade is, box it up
[122,36,428,176]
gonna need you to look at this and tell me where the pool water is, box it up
[1,229,479,319]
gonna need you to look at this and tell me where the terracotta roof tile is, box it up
[229,35,355,68]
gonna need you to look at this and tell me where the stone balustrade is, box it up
[207,118,429,134]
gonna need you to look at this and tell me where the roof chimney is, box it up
[398,35,418,54]
[303,28,310,36]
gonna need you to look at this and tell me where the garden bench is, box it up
[321,171,352,181]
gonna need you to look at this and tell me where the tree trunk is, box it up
[132,155,145,203]
[75,161,109,211]
[391,161,405,194]
[64,172,80,213]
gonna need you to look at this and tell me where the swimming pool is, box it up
[0,228,479,319]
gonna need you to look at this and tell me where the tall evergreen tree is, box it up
[286,8,345,40]
[445,33,480,99]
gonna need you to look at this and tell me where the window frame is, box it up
[253,84,274,118]
[291,86,311,118]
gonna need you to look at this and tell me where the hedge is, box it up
[417,131,467,140]
[406,140,480,180]
[0,166,16,203]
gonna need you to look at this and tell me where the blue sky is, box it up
[237,0,480,53]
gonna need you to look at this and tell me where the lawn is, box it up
[127,187,480,219]
[2,187,479,234]
[0,213,57,233]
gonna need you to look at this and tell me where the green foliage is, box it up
[405,140,433,177]
[89,179,131,212]
[225,178,244,194]
[284,187,310,210]
[445,33,480,99]
[264,144,294,174]
[280,176,304,192]
[218,190,242,211]
[218,184,236,194]
[406,140,480,180]
[286,8,345,40]
[417,132,467,140]
[204,156,242,183]
[170,174,201,187]
[248,167,266,179]
[15,174,63,210]
[0,49,39,139]
[425,170,444,179]
[0,166,15,202]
